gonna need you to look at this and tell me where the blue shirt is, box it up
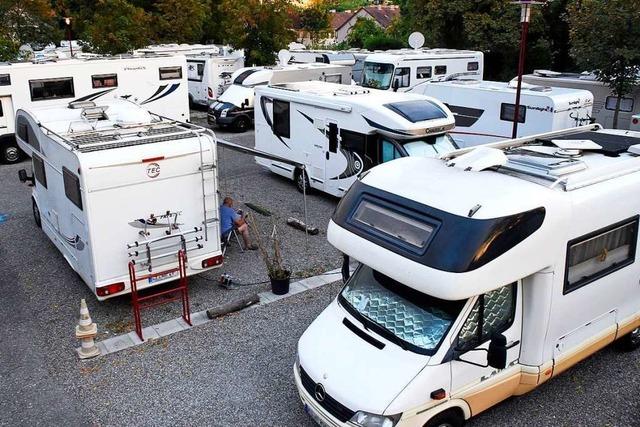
[220,204,240,235]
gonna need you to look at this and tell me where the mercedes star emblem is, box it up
[314,383,326,402]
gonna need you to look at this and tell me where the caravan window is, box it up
[29,77,75,101]
[416,66,432,79]
[91,74,118,88]
[159,66,182,80]
[500,103,526,123]
[394,67,410,88]
[63,167,83,210]
[385,100,448,123]
[605,96,634,113]
[434,65,447,75]
[0,74,10,86]
[324,73,343,84]
[32,153,47,188]
[467,62,479,71]
[457,283,517,350]
[381,139,403,163]
[16,116,39,151]
[273,100,290,138]
[564,217,638,294]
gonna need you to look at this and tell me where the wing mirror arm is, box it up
[18,169,35,186]
[453,347,490,368]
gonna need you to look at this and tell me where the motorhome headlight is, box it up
[221,108,229,117]
[349,411,401,427]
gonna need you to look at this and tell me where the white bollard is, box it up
[75,298,100,359]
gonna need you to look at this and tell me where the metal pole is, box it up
[512,3,531,138]
[65,18,73,57]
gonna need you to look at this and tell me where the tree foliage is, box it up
[153,0,210,44]
[0,0,62,48]
[346,17,384,48]
[568,0,640,128]
[297,2,331,47]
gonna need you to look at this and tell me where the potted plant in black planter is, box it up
[249,215,291,295]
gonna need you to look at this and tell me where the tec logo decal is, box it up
[146,162,161,178]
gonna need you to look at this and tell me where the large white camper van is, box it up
[360,49,484,92]
[208,63,352,132]
[254,81,456,197]
[16,99,223,300]
[135,44,245,106]
[288,49,357,67]
[523,70,640,129]
[295,125,640,427]
[413,79,594,147]
[0,54,189,163]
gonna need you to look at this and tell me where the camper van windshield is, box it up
[399,134,458,156]
[340,266,464,354]
[362,62,394,90]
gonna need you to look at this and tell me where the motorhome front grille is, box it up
[299,366,355,422]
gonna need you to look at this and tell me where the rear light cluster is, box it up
[633,118,639,125]
[96,282,125,297]
[202,255,223,268]
[207,87,213,98]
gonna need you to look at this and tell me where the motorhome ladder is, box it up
[196,129,220,241]
[128,250,191,341]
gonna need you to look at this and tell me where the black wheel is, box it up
[32,197,41,228]
[424,409,465,427]
[295,168,311,193]
[616,327,640,352]
[233,116,250,133]
[2,143,22,164]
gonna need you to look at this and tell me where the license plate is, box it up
[149,270,178,284]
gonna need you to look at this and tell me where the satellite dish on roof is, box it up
[278,49,292,65]
[408,32,425,50]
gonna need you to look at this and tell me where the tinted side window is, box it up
[0,74,10,86]
[16,116,39,151]
[92,74,118,88]
[565,217,638,293]
[467,61,479,71]
[273,100,290,138]
[500,103,526,123]
[457,283,516,350]
[32,153,47,188]
[416,66,432,79]
[605,96,634,112]
[434,65,447,75]
[63,167,83,210]
[30,78,75,101]
[394,67,410,88]
[159,66,182,80]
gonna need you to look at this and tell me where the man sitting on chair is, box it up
[220,197,258,250]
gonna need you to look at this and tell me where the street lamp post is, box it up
[511,1,543,138]
[64,17,73,57]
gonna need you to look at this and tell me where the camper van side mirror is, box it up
[18,169,34,186]
[243,98,249,108]
[487,334,516,370]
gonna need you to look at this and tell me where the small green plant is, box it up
[249,214,290,280]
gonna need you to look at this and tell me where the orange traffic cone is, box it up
[76,298,100,359]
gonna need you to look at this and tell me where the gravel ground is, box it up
[1,108,639,426]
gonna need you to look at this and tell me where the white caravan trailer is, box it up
[135,44,246,106]
[523,70,640,129]
[295,124,640,427]
[0,54,189,163]
[254,81,456,197]
[288,50,357,67]
[208,63,352,132]
[360,49,484,92]
[16,99,223,301]
[414,79,594,147]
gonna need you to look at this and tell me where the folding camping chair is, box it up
[221,228,244,256]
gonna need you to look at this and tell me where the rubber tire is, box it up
[424,409,465,427]
[295,168,311,194]
[233,116,250,133]
[32,197,42,228]
[2,143,22,164]
[616,327,640,352]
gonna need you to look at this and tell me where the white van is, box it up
[254,81,456,197]
[16,99,223,300]
[295,125,640,426]
[414,79,594,147]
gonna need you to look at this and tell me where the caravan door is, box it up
[187,60,206,105]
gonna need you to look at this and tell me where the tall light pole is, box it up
[511,1,543,138]
[64,17,73,57]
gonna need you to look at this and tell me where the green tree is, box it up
[0,0,62,49]
[298,2,331,47]
[154,0,210,43]
[346,17,383,48]
[363,35,403,51]
[81,0,152,54]
[217,0,295,65]
[568,0,640,128]
[0,34,19,61]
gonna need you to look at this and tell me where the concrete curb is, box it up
[82,267,346,359]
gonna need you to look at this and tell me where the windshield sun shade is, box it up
[385,100,448,123]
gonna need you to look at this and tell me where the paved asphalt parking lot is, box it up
[1,109,639,426]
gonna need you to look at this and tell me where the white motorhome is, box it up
[295,125,640,427]
[0,54,189,163]
[288,50,356,67]
[523,70,640,129]
[16,99,223,300]
[135,44,245,106]
[254,81,456,198]
[208,64,352,132]
[414,79,594,147]
[360,49,484,92]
